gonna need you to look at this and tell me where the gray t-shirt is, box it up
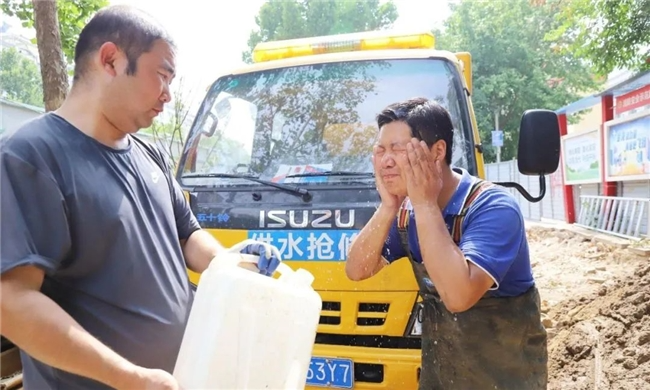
[0,113,201,389]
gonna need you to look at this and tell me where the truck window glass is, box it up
[179,58,475,186]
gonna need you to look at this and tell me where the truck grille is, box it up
[316,291,417,339]
[319,301,390,327]
[357,303,390,326]
[319,301,341,325]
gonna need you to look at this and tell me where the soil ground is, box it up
[526,222,650,390]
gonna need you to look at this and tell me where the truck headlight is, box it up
[405,302,424,337]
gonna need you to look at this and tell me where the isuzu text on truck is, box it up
[176,30,560,389]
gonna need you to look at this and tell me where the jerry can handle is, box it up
[225,239,292,277]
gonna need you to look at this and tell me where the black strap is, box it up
[397,229,416,264]
[396,208,438,299]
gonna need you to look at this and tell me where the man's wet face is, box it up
[374,121,413,197]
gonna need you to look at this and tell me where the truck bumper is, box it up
[305,343,420,389]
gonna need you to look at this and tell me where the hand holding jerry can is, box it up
[173,240,322,390]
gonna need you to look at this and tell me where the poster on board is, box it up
[604,109,650,182]
[561,128,601,185]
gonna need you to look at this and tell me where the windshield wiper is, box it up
[285,171,375,178]
[182,173,312,202]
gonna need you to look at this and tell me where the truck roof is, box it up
[224,49,462,77]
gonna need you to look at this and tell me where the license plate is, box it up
[306,357,354,388]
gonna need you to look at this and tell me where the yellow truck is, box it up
[177,30,560,389]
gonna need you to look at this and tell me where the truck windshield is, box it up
[178,58,476,187]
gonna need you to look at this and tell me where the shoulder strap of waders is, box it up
[396,198,413,259]
[395,199,438,297]
[395,179,494,245]
[450,179,495,245]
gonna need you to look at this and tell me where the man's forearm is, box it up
[182,229,224,273]
[413,205,473,306]
[1,288,138,389]
[345,204,395,281]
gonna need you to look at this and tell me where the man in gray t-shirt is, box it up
[0,5,280,390]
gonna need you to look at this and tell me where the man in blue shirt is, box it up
[346,98,547,389]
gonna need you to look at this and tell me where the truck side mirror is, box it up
[201,112,219,137]
[517,109,561,176]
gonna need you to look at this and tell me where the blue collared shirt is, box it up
[381,167,534,297]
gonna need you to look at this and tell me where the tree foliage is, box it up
[0,47,43,107]
[545,0,650,76]
[436,0,598,162]
[140,78,192,168]
[1,0,108,64]
[2,0,108,110]
[242,0,398,63]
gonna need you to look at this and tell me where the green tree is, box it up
[140,78,192,168]
[436,0,598,162]
[2,0,107,110]
[242,0,398,63]
[545,0,650,76]
[0,47,43,107]
[1,0,108,64]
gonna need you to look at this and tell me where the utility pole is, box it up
[494,109,502,163]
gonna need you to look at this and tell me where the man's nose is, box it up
[381,153,396,168]
[161,83,172,103]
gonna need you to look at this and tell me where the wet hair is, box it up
[376,97,454,165]
[73,5,175,81]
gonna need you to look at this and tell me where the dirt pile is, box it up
[547,263,650,390]
[526,225,643,308]
[523,224,649,389]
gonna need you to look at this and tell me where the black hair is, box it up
[73,5,175,81]
[376,97,454,165]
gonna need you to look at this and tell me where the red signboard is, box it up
[615,84,650,115]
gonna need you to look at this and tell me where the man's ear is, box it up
[431,139,447,162]
[97,42,125,77]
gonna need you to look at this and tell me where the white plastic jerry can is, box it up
[173,239,323,390]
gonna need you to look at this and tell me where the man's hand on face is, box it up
[372,146,405,212]
[397,138,444,208]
